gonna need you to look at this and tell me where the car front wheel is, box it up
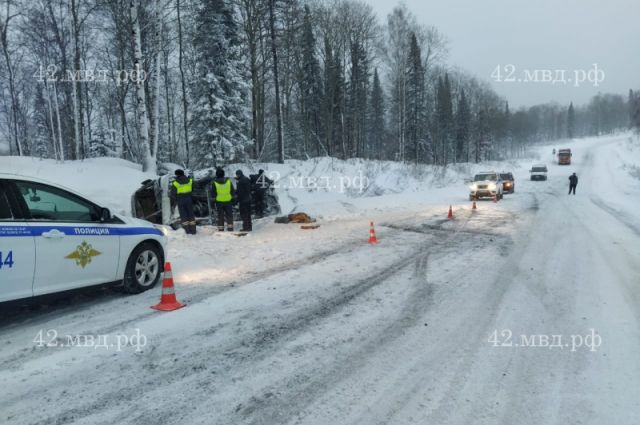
[123,242,164,293]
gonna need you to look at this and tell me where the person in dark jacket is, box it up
[211,168,235,231]
[568,172,578,195]
[170,169,196,234]
[235,170,252,231]
[250,169,273,218]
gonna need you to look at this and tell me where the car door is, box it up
[10,180,120,296]
[0,180,35,302]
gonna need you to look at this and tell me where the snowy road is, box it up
[1,135,639,424]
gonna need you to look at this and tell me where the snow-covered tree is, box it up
[435,73,454,165]
[190,0,250,168]
[404,32,424,164]
[368,68,385,159]
[130,0,154,172]
[455,88,470,162]
[299,4,323,157]
[567,102,575,139]
[474,108,491,163]
[629,89,640,132]
[32,84,51,159]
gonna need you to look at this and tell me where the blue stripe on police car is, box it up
[0,226,163,237]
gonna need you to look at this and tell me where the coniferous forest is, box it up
[1,0,638,172]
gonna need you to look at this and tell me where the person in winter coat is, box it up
[235,170,252,231]
[211,168,235,231]
[250,169,273,217]
[170,169,197,234]
[568,172,578,195]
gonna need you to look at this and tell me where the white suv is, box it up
[530,164,548,181]
[468,171,504,201]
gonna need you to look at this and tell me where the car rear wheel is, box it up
[123,242,164,294]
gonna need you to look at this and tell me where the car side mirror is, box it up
[100,207,112,223]
[30,195,41,202]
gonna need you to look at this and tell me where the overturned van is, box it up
[131,170,280,228]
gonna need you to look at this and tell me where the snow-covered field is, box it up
[1,133,640,424]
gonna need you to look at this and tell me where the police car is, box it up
[0,174,168,303]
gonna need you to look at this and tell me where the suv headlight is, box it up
[489,183,496,190]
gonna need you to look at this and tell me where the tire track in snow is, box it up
[227,204,510,424]
[0,230,402,371]
[25,212,480,425]
[11,233,433,425]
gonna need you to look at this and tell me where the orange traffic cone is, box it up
[151,262,185,311]
[368,221,379,244]
[447,206,454,220]
[472,201,477,211]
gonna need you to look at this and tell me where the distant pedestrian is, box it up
[235,170,252,232]
[211,168,235,231]
[568,172,578,195]
[250,169,273,217]
[170,169,197,234]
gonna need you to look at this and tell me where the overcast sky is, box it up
[364,0,640,108]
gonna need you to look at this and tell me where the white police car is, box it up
[0,174,167,303]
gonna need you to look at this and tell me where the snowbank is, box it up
[223,154,540,219]
[1,132,635,220]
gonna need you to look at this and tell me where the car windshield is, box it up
[532,167,547,172]
[500,174,512,180]
[474,174,497,181]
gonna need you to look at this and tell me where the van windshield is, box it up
[532,167,547,172]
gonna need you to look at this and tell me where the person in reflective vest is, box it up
[211,168,236,231]
[170,169,197,234]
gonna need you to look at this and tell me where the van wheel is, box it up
[123,243,163,294]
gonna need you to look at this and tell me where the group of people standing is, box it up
[170,168,272,235]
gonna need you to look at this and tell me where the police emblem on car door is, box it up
[12,180,119,295]
[65,241,102,268]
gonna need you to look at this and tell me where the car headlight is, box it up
[489,183,496,190]
[469,183,477,191]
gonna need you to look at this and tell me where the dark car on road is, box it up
[500,172,515,193]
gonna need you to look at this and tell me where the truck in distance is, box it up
[557,148,572,165]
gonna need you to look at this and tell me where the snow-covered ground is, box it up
[1,133,640,424]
